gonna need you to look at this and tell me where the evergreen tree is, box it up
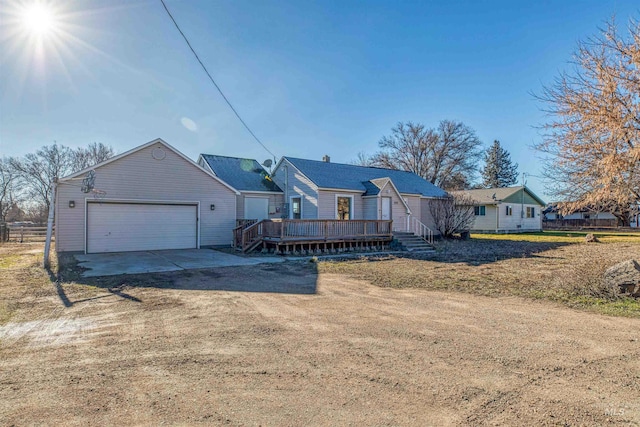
[481,140,518,188]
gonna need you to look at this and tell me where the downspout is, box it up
[283,163,288,218]
[43,179,57,268]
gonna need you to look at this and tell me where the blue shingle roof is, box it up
[284,157,447,197]
[200,154,282,193]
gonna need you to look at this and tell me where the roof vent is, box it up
[322,155,330,163]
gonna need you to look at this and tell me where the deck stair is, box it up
[392,231,435,253]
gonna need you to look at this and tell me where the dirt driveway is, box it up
[1,260,640,426]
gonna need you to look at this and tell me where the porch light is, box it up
[210,204,215,211]
[69,201,75,208]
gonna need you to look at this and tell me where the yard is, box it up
[1,234,640,425]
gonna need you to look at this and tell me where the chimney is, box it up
[322,155,330,163]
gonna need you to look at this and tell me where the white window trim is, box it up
[289,195,303,219]
[335,194,354,220]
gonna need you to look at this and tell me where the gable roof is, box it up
[451,186,545,206]
[278,157,447,197]
[199,154,282,193]
[59,138,240,195]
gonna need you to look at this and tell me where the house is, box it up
[55,138,239,253]
[197,154,284,222]
[543,204,618,221]
[542,204,639,228]
[451,186,545,233]
[270,156,447,231]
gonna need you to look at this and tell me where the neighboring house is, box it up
[55,138,239,254]
[451,186,545,233]
[270,156,447,232]
[198,154,284,222]
[543,204,617,221]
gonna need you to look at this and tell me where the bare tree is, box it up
[72,142,115,172]
[428,194,475,238]
[9,143,75,211]
[535,18,640,225]
[0,158,19,223]
[371,120,482,190]
[350,151,374,166]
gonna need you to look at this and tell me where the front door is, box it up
[381,197,392,220]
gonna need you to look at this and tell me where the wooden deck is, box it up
[233,219,393,253]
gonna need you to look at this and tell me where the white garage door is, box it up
[244,197,269,221]
[87,202,197,253]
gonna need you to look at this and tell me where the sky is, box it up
[1,0,639,201]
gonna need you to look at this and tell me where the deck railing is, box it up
[237,219,393,252]
[407,216,434,245]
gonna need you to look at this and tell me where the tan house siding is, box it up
[419,198,438,231]
[272,159,319,219]
[404,195,421,220]
[373,181,409,230]
[317,189,363,219]
[236,192,285,220]
[55,142,237,252]
[362,198,378,220]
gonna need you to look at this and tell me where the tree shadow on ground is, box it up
[58,256,318,296]
[398,237,577,266]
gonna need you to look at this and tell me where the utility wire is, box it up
[159,0,277,159]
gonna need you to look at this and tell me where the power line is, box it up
[158,0,277,159]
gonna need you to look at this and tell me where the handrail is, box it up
[407,216,434,245]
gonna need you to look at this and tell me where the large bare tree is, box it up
[536,18,640,225]
[371,120,482,190]
[0,158,19,223]
[73,142,115,171]
[10,142,116,215]
[9,143,75,211]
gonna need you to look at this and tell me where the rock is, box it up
[584,233,598,243]
[603,260,640,296]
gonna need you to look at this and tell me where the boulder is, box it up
[603,260,640,296]
[585,233,598,243]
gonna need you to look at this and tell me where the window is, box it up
[337,196,352,220]
[505,205,513,216]
[291,197,301,219]
[526,207,535,218]
[474,206,486,216]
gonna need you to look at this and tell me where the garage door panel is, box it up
[87,203,197,253]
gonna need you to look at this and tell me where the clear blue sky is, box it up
[1,0,639,201]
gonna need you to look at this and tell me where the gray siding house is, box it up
[55,139,239,253]
[270,156,447,233]
[451,186,545,233]
[198,154,284,222]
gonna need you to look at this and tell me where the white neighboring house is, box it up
[451,186,545,233]
[55,138,239,254]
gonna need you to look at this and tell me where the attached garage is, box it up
[86,201,198,253]
[55,139,240,254]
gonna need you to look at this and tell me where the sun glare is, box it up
[21,3,57,36]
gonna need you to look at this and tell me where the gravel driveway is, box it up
[1,261,639,426]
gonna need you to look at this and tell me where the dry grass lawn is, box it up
[320,231,640,317]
